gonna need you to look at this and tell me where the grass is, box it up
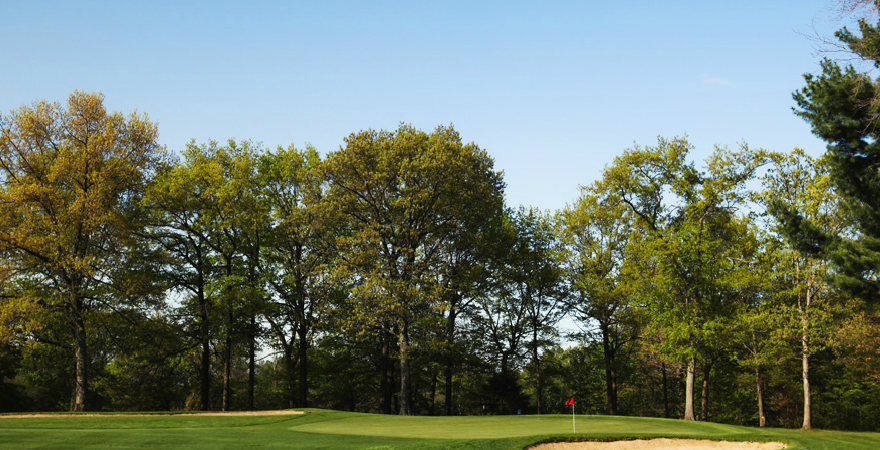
[0,409,878,449]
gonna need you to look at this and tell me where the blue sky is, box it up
[0,0,855,212]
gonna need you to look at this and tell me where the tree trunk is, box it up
[198,283,211,411]
[429,372,437,416]
[222,258,234,412]
[247,242,260,412]
[71,298,89,412]
[532,325,543,415]
[701,362,711,421]
[295,243,309,408]
[248,317,256,411]
[753,332,765,427]
[602,325,618,415]
[444,362,454,416]
[223,330,232,411]
[684,354,696,420]
[500,352,510,414]
[801,267,813,430]
[399,321,412,415]
[379,329,393,415]
[345,345,356,411]
[298,324,309,407]
[535,353,543,415]
[756,365,766,427]
[444,306,458,416]
[802,315,812,430]
[662,362,670,419]
[283,343,296,409]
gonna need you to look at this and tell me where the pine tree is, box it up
[784,6,880,305]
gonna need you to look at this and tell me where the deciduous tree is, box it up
[601,137,765,421]
[322,124,504,415]
[506,207,566,414]
[258,144,334,408]
[761,150,844,430]
[0,91,164,411]
[560,186,641,416]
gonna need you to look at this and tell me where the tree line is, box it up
[1,6,880,431]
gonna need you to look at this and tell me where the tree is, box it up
[322,124,504,415]
[258,144,334,408]
[760,150,844,430]
[727,233,784,428]
[784,11,880,426]
[0,91,164,411]
[506,207,566,415]
[472,212,530,414]
[430,202,505,415]
[146,139,266,411]
[197,140,266,412]
[560,185,641,416]
[601,137,765,421]
[788,14,880,306]
[145,145,219,411]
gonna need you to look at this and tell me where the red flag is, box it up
[565,397,574,406]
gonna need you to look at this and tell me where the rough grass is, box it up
[0,409,878,450]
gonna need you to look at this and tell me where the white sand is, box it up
[529,438,787,450]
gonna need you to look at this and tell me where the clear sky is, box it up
[0,0,856,212]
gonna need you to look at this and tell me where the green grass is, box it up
[0,409,878,450]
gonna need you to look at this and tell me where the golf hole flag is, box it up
[566,397,575,433]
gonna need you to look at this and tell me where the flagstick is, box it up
[571,402,576,433]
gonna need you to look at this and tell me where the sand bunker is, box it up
[529,438,787,450]
[0,410,305,418]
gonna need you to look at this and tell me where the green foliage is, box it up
[2,87,879,435]
[323,123,504,332]
[527,346,606,415]
[560,180,643,415]
[309,334,384,413]
[0,342,24,412]
[12,342,73,411]
[0,91,166,411]
[257,143,337,408]
[597,136,767,420]
[322,124,504,415]
[91,314,190,411]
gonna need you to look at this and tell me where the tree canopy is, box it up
[0,91,165,411]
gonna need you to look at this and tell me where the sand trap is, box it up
[529,438,787,450]
[0,410,305,418]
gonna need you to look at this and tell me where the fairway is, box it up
[290,413,756,439]
[2,410,880,450]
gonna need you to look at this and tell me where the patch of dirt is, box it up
[0,410,306,418]
[529,438,787,450]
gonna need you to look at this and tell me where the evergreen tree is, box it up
[785,5,880,305]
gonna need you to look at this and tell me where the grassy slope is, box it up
[0,409,878,450]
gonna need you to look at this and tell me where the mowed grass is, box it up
[0,409,878,450]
